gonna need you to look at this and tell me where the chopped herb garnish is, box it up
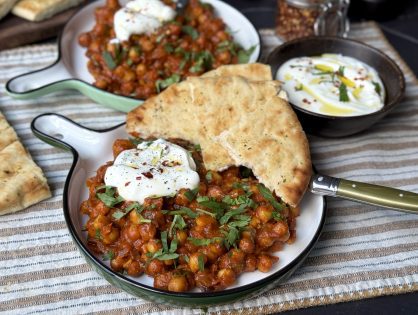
[181,25,199,40]
[272,211,282,221]
[156,33,166,43]
[339,82,349,102]
[169,207,198,219]
[95,229,102,240]
[223,226,239,249]
[102,250,115,261]
[337,66,345,77]
[184,188,199,201]
[149,235,179,261]
[155,73,181,93]
[257,184,283,211]
[189,50,213,73]
[198,254,205,271]
[237,45,256,64]
[169,214,187,237]
[372,81,382,96]
[183,255,190,263]
[193,144,202,152]
[219,206,247,225]
[205,171,213,182]
[102,51,117,70]
[187,237,223,246]
[161,231,169,252]
[96,185,124,208]
[164,43,174,53]
[197,197,227,218]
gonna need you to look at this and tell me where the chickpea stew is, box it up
[80,138,299,292]
[78,0,256,99]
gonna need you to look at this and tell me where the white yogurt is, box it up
[277,54,385,116]
[105,139,200,203]
[114,0,176,41]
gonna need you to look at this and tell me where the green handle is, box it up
[310,174,418,213]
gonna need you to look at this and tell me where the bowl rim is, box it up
[31,113,327,300]
[267,36,406,120]
[5,0,262,103]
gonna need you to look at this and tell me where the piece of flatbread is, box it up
[0,0,19,20]
[12,0,83,22]
[200,63,273,81]
[127,71,311,206]
[0,112,51,215]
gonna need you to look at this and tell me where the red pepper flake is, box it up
[125,181,131,186]
[142,172,153,179]
[136,176,142,180]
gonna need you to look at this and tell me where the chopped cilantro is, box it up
[272,211,282,221]
[219,206,247,225]
[102,250,115,261]
[169,207,198,219]
[205,171,213,182]
[96,185,124,208]
[187,237,223,246]
[181,25,199,40]
[155,73,181,93]
[102,51,117,70]
[339,82,349,102]
[372,81,382,96]
[257,184,283,211]
[184,187,199,201]
[337,66,345,77]
[198,254,205,272]
[169,214,187,237]
[95,229,102,240]
[237,45,256,64]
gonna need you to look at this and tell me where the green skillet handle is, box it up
[310,174,418,213]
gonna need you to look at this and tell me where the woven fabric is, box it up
[0,22,417,314]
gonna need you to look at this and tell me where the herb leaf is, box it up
[237,45,256,64]
[181,25,199,40]
[184,188,199,201]
[257,184,283,211]
[102,51,117,70]
[155,73,181,93]
[219,206,247,225]
[339,82,349,102]
[96,186,124,208]
[198,254,205,271]
[372,81,382,96]
[169,207,198,219]
[188,237,223,246]
[102,250,115,261]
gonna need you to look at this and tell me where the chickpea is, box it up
[125,260,142,277]
[78,33,91,47]
[272,221,290,242]
[145,239,162,254]
[239,237,255,254]
[257,254,279,273]
[207,186,225,201]
[126,224,141,242]
[102,226,119,245]
[195,215,217,228]
[256,229,275,249]
[94,78,108,90]
[154,272,172,290]
[174,188,191,206]
[139,38,154,52]
[135,63,147,76]
[249,216,261,229]
[176,230,188,245]
[216,51,231,64]
[168,275,188,292]
[217,268,236,287]
[256,204,274,223]
[146,259,165,276]
[110,255,126,272]
[189,253,207,273]
[244,254,257,272]
[138,223,157,242]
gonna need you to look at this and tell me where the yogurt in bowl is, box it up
[277,54,385,117]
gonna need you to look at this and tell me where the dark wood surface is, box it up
[0,3,84,51]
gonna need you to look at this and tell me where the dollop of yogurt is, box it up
[277,54,385,116]
[114,0,176,41]
[104,139,200,203]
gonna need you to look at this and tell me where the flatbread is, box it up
[12,0,83,22]
[0,0,19,20]
[0,112,51,215]
[200,63,273,80]
[127,68,311,206]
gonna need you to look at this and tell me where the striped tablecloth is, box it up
[1,22,417,314]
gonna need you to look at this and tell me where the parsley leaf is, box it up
[339,82,349,102]
[337,66,345,77]
[223,226,239,249]
[257,184,283,211]
[196,197,227,218]
[169,207,198,219]
[155,73,181,93]
[237,45,256,64]
[184,188,199,201]
[95,229,102,240]
[169,214,187,237]
[272,211,282,221]
[96,185,124,208]
[219,206,247,225]
[102,51,117,70]
[198,254,205,272]
[181,25,199,40]
[187,237,223,246]
[205,171,213,182]
[102,250,115,261]
[372,81,382,96]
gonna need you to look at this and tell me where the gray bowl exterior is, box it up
[31,113,326,308]
[267,36,405,137]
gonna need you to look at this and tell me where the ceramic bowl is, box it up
[6,0,261,113]
[31,113,326,307]
[267,36,405,137]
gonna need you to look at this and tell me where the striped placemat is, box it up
[0,21,417,314]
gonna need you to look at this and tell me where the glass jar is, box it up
[276,0,350,41]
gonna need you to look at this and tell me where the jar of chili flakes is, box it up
[276,0,350,41]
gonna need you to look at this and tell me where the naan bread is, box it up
[200,63,273,80]
[12,0,83,21]
[0,112,51,215]
[127,66,311,206]
[0,0,19,20]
